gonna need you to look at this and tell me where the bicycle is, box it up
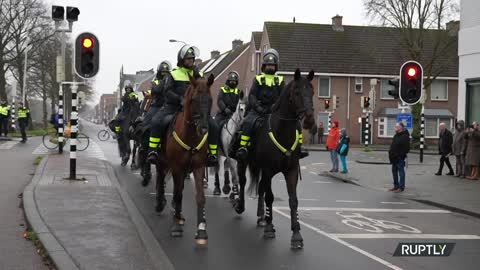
[336,212,422,233]
[42,128,90,151]
[97,128,117,141]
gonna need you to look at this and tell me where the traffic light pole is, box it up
[364,112,370,148]
[327,111,332,133]
[420,105,425,163]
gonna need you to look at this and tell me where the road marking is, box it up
[336,200,362,203]
[331,234,480,240]
[0,140,18,149]
[274,207,451,213]
[150,192,220,198]
[273,208,403,270]
[381,202,407,205]
[298,198,319,201]
[313,181,332,184]
[301,166,307,169]
[309,171,318,175]
[310,162,324,165]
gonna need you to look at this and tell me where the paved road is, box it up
[0,137,49,270]
[82,121,480,270]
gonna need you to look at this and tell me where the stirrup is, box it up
[206,154,218,167]
[236,147,248,160]
[147,151,158,164]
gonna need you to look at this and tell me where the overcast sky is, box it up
[46,0,369,102]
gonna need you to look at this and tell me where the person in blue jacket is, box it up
[337,128,350,174]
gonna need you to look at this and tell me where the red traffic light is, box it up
[82,38,93,49]
[407,67,417,77]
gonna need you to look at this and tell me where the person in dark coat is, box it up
[310,123,317,144]
[318,122,324,144]
[465,121,480,180]
[388,122,410,193]
[435,123,454,176]
[337,128,350,173]
[452,120,467,178]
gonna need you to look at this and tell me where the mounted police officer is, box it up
[0,100,11,137]
[235,48,308,160]
[137,60,171,186]
[116,84,140,166]
[147,45,219,167]
[17,102,30,143]
[215,71,240,129]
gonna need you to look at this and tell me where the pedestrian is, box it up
[0,100,11,137]
[337,128,350,173]
[326,120,340,172]
[452,120,467,178]
[310,122,317,144]
[388,122,410,193]
[318,122,324,144]
[435,123,454,176]
[17,102,30,143]
[465,121,480,180]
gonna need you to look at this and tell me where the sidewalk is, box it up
[324,149,480,218]
[24,147,174,270]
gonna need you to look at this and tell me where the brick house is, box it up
[98,93,116,123]
[242,16,458,145]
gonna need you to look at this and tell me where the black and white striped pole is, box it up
[364,112,370,147]
[70,84,78,179]
[11,97,16,131]
[327,112,332,133]
[58,84,64,153]
[420,105,425,163]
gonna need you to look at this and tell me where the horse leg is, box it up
[234,160,247,214]
[229,158,239,201]
[193,166,208,246]
[130,141,138,170]
[155,164,167,213]
[256,178,266,227]
[170,170,186,237]
[213,162,221,196]
[284,168,303,249]
[262,173,275,239]
[222,157,231,195]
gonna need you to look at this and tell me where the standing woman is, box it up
[465,121,480,180]
[326,120,340,172]
[452,120,467,178]
[337,128,350,173]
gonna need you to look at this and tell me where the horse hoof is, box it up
[264,224,276,239]
[195,230,208,246]
[229,192,236,201]
[130,164,138,170]
[222,184,231,195]
[141,176,151,187]
[155,199,167,213]
[233,199,245,214]
[291,240,304,249]
[257,218,267,227]
[213,186,221,196]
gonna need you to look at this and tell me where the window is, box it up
[317,113,329,135]
[355,77,363,93]
[425,118,452,138]
[466,80,480,125]
[431,80,448,101]
[251,53,255,72]
[378,117,398,137]
[318,77,331,98]
[380,79,394,99]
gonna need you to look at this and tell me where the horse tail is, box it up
[247,164,261,196]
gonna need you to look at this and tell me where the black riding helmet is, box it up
[226,71,239,88]
[156,60,171,79]
[177,45,200,67]
[262,48,280,72]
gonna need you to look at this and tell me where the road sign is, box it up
[397,113,413,129]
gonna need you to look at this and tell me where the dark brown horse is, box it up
[235,69,315,249]
[155,74,214,246]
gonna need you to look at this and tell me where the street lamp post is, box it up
[169,39,187,45]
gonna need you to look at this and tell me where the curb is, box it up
[355,160,435,166]
[104,161,175,270]
[23,155,80,270]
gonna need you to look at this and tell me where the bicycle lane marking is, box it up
[336,212,422,234]
[273,208,404,270]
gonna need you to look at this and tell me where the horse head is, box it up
[286,69,315,129]
[234,90,247,122]
[185,74,214,137]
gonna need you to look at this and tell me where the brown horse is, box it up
[155,74,214,246]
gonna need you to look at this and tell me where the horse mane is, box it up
[271,79,293,113]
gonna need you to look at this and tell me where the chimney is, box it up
[232,39,243,50]
[446,20,460,36]
[211,50,220,59]
[332,14,344,32]
[194,58,202,66]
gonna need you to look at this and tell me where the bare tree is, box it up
[364,0,459,142]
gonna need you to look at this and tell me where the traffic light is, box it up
[363,96,370,109]
[399,61,423,105]
[388,79,399,98]
[66,7,80,22]
[324,99,330,110]
[52,6,64,21]
[332,95,340,110]
[75,32,100,79]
